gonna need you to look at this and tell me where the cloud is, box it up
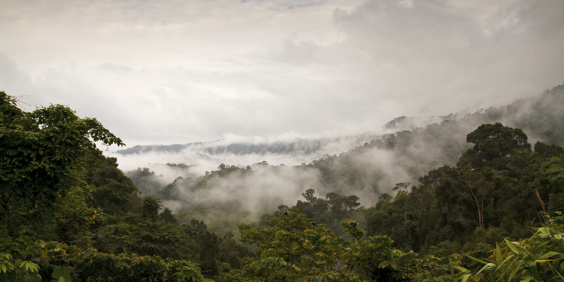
[162,164,323,219]
[326,0,564,114]
[0,0,562,148]
[0,52,33,102]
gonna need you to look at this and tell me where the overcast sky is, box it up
[1,0,563,146]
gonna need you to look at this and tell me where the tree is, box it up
[189,219,220,277]
[0,93,123,207]
[235,209,409,281]
[159,207,178,224]
[461,123,531,169]
[126,167,166,195]
[89,156,140,215]
[0,92,124,242]
[142,196,162,221]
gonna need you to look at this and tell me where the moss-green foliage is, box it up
[175,208,255,236]
[0,252,41,281]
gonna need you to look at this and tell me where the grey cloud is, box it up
[326,0,563,114]
[0,0,562,148]
[0,52,33,102]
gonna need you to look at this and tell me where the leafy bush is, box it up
[1,241,208,281]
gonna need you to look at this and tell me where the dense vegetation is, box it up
[1,85,564,281]
[0,92,218,280]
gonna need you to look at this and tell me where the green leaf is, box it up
[19,261,39,273]
[504,238,521,254]
[498,254,515,271]
[507,260,523,281]
[461,273,471,282]
[451,265,469,273]
[465,254,489,265]
[476,263,496,275]
[496,242,503,266]
[537,251,563,260]
[52,266,72,282]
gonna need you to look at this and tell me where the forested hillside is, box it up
[1,85,564,281]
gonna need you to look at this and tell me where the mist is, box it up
[118,85,564,230]
[114,132,381,180]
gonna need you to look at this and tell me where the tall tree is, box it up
[0,92,124,242]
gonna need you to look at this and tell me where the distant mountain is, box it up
[117,119,460,159]
[116,134,382,159]
[384,115,456,131]
[117,141,214,155]
[117,84,564,182]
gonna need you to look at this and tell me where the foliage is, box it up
[0,92,124,245]
[0,92,123,209]
[93,219,196,260]
[292,189,364,235]
[3,88,564,280]
[462,213,564,281]
[1,241,208,281]
[0,253,41,281]
[126,167,167,195]
[141,196,162,221]
[368,123,563,252]
[88,156,141,216]
[235,209,409,280]
[232,209,564,281]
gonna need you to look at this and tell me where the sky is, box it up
[1,0,563,147]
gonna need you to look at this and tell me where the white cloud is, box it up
[0,0,562,148]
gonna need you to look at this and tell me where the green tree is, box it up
[89,156,141,215]
[0,93,123,209]
[235,209,409,281]
[0,92,124,246]
[142,196,162,221]
[461,122,531,169]
[188,219,220,277]
[126,167,166,195]
[159,207,178,224]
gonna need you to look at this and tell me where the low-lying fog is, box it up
[111,132,382,183]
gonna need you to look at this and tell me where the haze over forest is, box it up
[117,86,563,226]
